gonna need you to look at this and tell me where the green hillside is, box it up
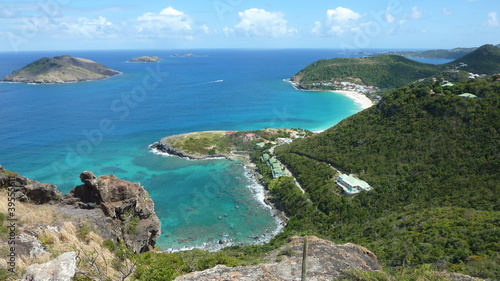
[292,44,500,91]
[292,55,440,90]
[272,76,500,278]
[445,44,500,74]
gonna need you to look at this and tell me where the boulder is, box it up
[0,166,62,204]
[175,236,382,281]
[22,251,77,281]
[67,171,160,253]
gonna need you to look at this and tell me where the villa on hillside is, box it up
[262,155,285,178]
[336,174,372,196]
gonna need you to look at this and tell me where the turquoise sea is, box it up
[0,49,452,251]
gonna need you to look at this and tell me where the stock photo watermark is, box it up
[6,0,69,52]
[213,0,243,20]
[50,64,169,182]
[340,0,404,55]
[6,179,20,273]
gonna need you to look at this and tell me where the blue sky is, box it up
[0,0,498,51]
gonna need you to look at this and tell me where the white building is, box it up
[336,174,371,195]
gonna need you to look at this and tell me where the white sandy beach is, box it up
[333,90,374,110]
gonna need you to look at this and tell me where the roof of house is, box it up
[459,93,477,98]
[338,174,371,190]
[256,142,266,147]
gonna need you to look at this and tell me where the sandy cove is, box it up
[333,90,374,110]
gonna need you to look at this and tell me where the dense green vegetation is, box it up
[293,44,500,91]
[379,47,478,59]
[444,44,500,75]
[133,250,241,281]
[135,76,500,279]
[292,55,440,90]
[271,76,500,279]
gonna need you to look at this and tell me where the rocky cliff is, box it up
[150,140,228,160]
[1,55,120,84]
[175,236,382,281]
[64,171,161,253]
[0,166,160,254]
[0,165,62,204]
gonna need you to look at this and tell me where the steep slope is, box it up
[0,166,160,280]
[445,44,500,74]
[274,76,500,278]
[174,236,381,281]
[2,55,120,84]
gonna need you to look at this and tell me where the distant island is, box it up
[171,53,206,57]
[1,55,120,84]
[128,56,161,63]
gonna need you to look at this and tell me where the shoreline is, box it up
[150,139,288,252]
[285,78,374,111]
[150,141,289,223]
[332,90,374,110]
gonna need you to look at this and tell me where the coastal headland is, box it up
[150,128,315,228]
[150,129,314,161]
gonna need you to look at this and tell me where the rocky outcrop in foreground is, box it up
[0,165,62,204]
[0,165,160,254]
[22,251,77,281]
[1,55,120,84]
[175,236,382,281]
[65,171,161,253]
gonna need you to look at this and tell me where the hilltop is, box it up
[271,76,500,279]
[291,55,439,90]
[1,55,120,84]
[378,44,500,59]
[444,44,500,74]
[292,44,500,91]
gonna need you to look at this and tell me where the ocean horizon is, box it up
[0,49,453,251]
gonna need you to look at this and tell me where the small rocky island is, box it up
[129,56,161,63]
[171,53,207,57]
[1,55,120,84]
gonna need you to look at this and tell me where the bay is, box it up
[0,49,364,251]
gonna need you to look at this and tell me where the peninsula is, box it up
[1,55,120,84]
[129,56,161,63]
[150,129,313,161]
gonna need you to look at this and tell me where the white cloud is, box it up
[486,12,499,26]
[136,6,193,35]
[409,6,422,19]
[313,7,363,36]
[326,7,360,23]
[59,16,118,38]
[228,8,297,37]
